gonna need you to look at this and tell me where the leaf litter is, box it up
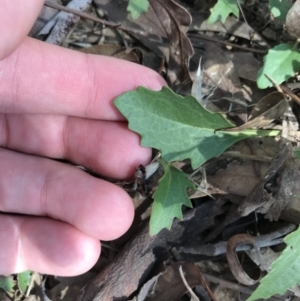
[11,0,300,301]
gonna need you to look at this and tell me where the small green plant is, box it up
[207,0,239,24]
[247,227,300,301]
[0,270,31,296]
[0,275,15,293]
[115,86,279,235]
[257,42,300,88]
[207,0,298,88]
[126,0,149,19]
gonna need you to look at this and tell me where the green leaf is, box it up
[257,43,300,89]
[294,149,300,159]
[247,226,300,301]
[207,0,239,24]
[114,86,280,169]
[269,0,292,21]
[150,160,194,235]
[17,271,31,294]
[0,275,15,293]
[127,0,149,19]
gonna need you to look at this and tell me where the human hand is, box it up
[0,0,165,276]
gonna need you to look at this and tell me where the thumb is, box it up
[0,0,44,60]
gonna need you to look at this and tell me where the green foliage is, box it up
[247,227,300,301]
[115,87,279,234]
[207,0,239,24]
[0,275,15,293]
[269,0,292,20]
[257,43,300,89]
[115,87,279,169]
[294,149,300,159]
[17,271,31,294]
[150,160,194,235]
[127,0,149,19]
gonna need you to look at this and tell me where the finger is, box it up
[0,148,134,240]
[0,0,44,59]
[0,37,166,119]
[0,214,100,276]
[0,114,151,178]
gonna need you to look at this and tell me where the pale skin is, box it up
[0,0,165,276]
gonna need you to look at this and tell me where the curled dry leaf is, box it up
[150,0,193,91]
[226,234,261,286]
[286,0,300,38]
[221,92,288,132]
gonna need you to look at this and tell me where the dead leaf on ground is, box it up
[225,52,262,82]
[142,262,208,301]
[190,42,247,123]
[267,143,300,222]
[226,234,261,286]
[286,0,300,38]
[221,92,288,132]
[151,0,193,92]
[190,14,267,47]
[206,138,276,197]
[94,0,193,91]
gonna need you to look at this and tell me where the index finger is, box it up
[0,0,44,59]
[0,37,166,120]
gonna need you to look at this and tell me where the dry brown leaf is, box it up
[190,42,247,123]
[149,0,193,91]
[286,0,300,38]
[221,92,288,132]
[226,234,261,286]
[94,0,193,91]
[207,139,276,197]
[190,13,267,47]
[225,52,262,82]
[146,262,207,301]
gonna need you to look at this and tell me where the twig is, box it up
[180,224,296,257]
[264,74,283,93]
[198,270,218,301]
[179,266,200,301]
[264,74,300,106]
[237,0,255,45]
[202,273,284,300]
[25,272,38,297]
[44,0,148,37]
[189,33,268,54]
[222,151,272,163]
[202,273,254,295]
[281,85,300,106]
[44,1,120,28]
